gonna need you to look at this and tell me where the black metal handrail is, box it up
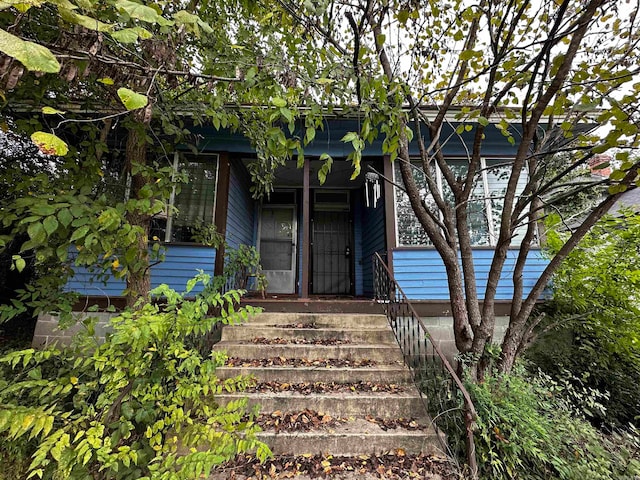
[373,252,477,477]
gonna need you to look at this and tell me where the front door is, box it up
[258,206,297,294]
[311,192,353,295]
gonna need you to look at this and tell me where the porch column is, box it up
[383,154,397,269]
[301,158,310,298]
[214,153,231,278]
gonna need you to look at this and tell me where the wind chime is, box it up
[364,171,381,207]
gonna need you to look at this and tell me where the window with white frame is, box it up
[151,153,219,243]
[394,159,528,247]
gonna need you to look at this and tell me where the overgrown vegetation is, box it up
[0,277,270,479]
[464,211,640,479]
[468,366,640,480]
[528,212,640,429]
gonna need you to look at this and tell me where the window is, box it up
[151,153,219,243]
[394,159,527,247]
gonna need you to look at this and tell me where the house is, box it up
[62,114,548,317]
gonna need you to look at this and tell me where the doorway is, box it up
[258,205,297,294]
[311,190,353,295]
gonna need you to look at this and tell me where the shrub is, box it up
[468,366,640,480]
[532,212,640,428]
[0,275,270,479]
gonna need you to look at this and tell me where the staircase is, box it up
[213,312,442,458]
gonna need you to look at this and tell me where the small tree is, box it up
[263,0,640,378]
[0,0,304,314]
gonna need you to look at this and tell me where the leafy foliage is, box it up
[529,212,640,428]
[468,366,640,480]
[223,245,268,297]
[0,153,179,324]
[0,276,270,479]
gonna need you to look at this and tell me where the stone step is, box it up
[255,418,441,456]
[216,365,411,384]
[245,312,389,329]
[215,342,405,364]
[215,391,426,419]
[221,325,396,344]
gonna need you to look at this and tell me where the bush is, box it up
[532,212,640,428]
[0,275,270,479]
[468,366,640,480]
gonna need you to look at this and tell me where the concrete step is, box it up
[212,309,442,459]
[256,418,441,456]
[215,391,426,418]
[221,325,396,344]
[215,342,405,364]
[216,365,411,384]
[245,312,389,328]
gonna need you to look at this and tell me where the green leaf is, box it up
[27,222,46,244]
[117,88,148,111]
[397,9,410,24]
[70,225,90,243]
[341,132,358,143]
[43,216,59,236]
[609,169,626,181]
[41,107,65,115]
[116,0,173,26]
[0,0,46,13]
[305,126,315,144]
[111,28,140,43]
[30,132,68,156]
[59,8,113,32]
[478,116,489,127]
[173,10,199,25]
[12,255,26,273]
[279,107,293,123]
[57,208,73,227]
[97,77,115,85]
[271,97,287,107]
[460,49,477,61]
[0,28,60,73]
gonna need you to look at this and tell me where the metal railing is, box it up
[373,252,477,477]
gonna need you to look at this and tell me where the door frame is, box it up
[257,203,298,294]
[309,189,355,296]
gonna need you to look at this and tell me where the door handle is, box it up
[345,246,351,258]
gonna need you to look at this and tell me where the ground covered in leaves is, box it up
[246,381,405,395]
[212,452,459,479]
[249,337,352,345]
[254,409,429,433]
[268,322,319,329]
[226,357,377,368]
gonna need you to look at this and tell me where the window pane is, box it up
[394,160,492,246]
[486,159,528,245]
[394,162,433,246]
[171,157,218,242]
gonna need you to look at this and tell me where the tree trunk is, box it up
[124,109,152,309]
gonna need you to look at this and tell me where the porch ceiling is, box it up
[242,159,378,188]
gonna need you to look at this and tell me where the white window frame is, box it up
[394,158,524,247]
[162,152,220,243]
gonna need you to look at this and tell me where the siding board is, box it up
[66,245,217,296]
[392,248,548,300]
[361,190,386,297]
[225,161,256,250]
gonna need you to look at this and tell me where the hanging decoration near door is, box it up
[364,171,381,207]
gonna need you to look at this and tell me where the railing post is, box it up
[372,252,477,475]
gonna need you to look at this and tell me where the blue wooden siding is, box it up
[392,248,548,300]
[360,191,386,297]
[225,162,257,250]
[66,245,217,296]
[352,190,364,296]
